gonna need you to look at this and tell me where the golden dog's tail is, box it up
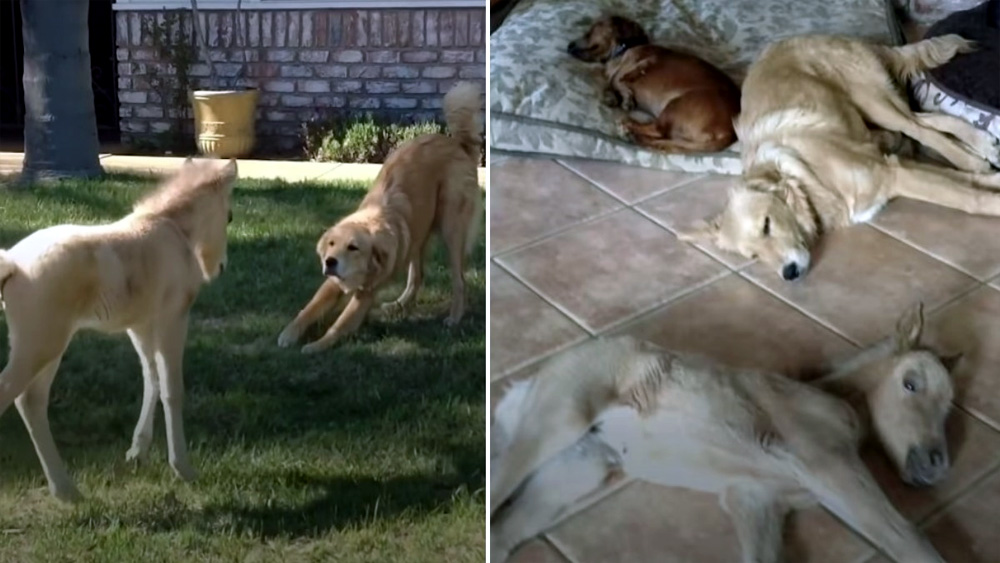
[879,34,976,82]
[443,81,483,163]
[490,336,668,516]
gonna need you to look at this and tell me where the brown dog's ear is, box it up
[676,219,720,244]
[609,15,649,47]
[894,302,925,352]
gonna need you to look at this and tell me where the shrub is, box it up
[303,115,447,164]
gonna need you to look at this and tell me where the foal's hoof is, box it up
[51,484,83,504]
[125,445,149,464]
[172,462,198,483]
[443,315,462,327]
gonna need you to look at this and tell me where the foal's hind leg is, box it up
[854,91,991,172]
[15,357,81,502]
[492,434,623,562]
[721,485,788,563]
[915,112,1000,168]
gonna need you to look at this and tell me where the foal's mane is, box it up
[133,162,230,216]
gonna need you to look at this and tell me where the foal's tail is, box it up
[490,336,670,516]
[878,34,976,82]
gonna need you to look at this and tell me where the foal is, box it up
[491,304,955,563]
[0,159,236,501]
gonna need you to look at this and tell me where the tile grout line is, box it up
[539,534,579,563]
[491,205,625,260]
[555,158,708,207]
[545,534,585,563]
[955,402,1000,435]
[914,454,1000,529]
[492,333,591,382]
[867,221,994,283]
[734,269,864,347]
[633,204,752,274]
[595,269,735,336]
[492,259,599,337]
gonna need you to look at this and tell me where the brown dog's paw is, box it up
[620,97,635,112]
[601,89,621,108]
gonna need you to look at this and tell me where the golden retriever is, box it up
[679,34,1000,280]
[568,15,740,153]
[277,82,483,354]
[0,158,237,501]
[491,304,958,563]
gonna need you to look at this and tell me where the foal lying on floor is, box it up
[491,304,957,563]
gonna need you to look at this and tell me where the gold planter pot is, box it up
[190,89,259,158]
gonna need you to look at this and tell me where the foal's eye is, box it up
[903,379,917,393]
[347,244,359,251]
[227,210,233,224]
[762,216,771,236]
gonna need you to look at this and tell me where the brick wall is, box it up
[114,8,486,153]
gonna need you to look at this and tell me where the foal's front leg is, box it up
[803,453,943,563]
[155,311,197,482]
[126,323,160,463]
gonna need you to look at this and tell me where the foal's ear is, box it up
[894,302,925,352]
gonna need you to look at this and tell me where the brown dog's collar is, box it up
[607,42,630,61]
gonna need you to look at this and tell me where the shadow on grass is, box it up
[0,175,485,537]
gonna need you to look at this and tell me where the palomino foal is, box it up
[0,159,236,501]
[491,304,955,563]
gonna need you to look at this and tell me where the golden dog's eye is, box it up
[762,216,771,236]
[347,244,359,251]
[328,240,335,247]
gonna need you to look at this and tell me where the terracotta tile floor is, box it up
[490,157,1000,563]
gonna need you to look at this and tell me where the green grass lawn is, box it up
[0,174,486,562]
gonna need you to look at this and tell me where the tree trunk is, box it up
[19,0,102,182]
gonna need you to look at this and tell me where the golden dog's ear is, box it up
[365,231,397,287]
[777,177,818,239]
[894,302,924,353]
[676,219,720,244]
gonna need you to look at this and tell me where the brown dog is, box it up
[277,82,483,354]
[568,15,740,153]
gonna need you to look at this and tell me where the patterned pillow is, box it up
[489,0,904,174]
[911,0,1000,140]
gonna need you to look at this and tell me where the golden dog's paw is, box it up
[380,301,405,317]
[171,461,198,482]
[276,326,300,348]
[301,341,330,355]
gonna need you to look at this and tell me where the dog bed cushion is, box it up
[911,0,1000,139]
[490,0,904,174]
